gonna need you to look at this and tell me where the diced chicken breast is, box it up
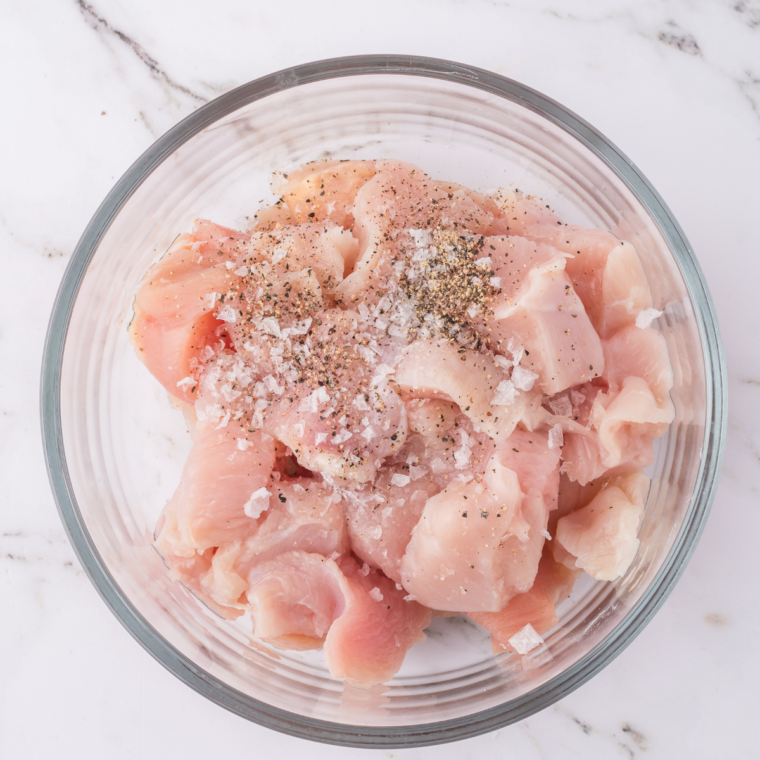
[345,401,494,581]
[555,471,650,580]
[324,557,432,687]
[200,478,349,607]
[246,551,431,685]
[490,259,605,395]
[394,339,533,441]
[400,459,543,612]
[336,160,494,305]
[155,423,276,553]
[468,548,580,653]
[130,226,243,402]
[275,159,377,229]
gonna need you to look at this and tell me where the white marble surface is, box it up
[2,0,759,757]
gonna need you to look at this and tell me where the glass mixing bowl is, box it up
[41,55,726,747]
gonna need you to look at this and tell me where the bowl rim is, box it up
[40,54,727,748]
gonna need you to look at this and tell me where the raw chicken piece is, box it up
[601,324,673,407]
[394,339,536,441]
[324,557,432,686]
[247,551,347,651]
[155,423,276,553]
[246,551,431,685]
[336,160,494,305]
[153,499,243,620]
[345,401,494,581]
[596,242,653,338]
[491,193,653,338]
[487,235,565,309]
[246,223,351,294]
[275,159,377,231]
[490,258,605,395]
[200,478,349,607]
[130,225,244,402]
[555,470,650,580]
[493,425,562,509]
[468,549,580,653]
[400,458,541,612]
[587,324,675,472]
[263,309,408,483]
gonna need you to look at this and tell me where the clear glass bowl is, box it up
[41,55,726,747]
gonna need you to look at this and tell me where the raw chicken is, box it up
[554,470,650,580]
[469,548,580,653]
[246,551,431,685]
[134,159,673,685]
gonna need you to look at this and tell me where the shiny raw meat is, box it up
[555,471,650,580]
[490,257,605,395]
[399,432,558,612]
[345,400,494,582]
[469,548,580,652]
[246,551,431,685]
[134,159,674,685]
[130,222,245,402]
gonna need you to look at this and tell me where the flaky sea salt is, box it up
[489,276,502,288]
[204,292,218,310]
[176,376,194,390]
[260,316,282,337]
[548,395,573,417]
[512,365,538,391]
[409,465,427,481]
[409,229,432,247]
[236,438,252,451]
[635,308,663,329]
[217,305,238,323]
[506,337,524,365]
[292,422,305,439]
[369,587,384,602]
[548,424,564,449]
[298,386,330,412]
[333,428,353,444]
[244,487,271,519]
[454,444,472,470]
[494,354,512,371]
[391,473,411,487]
[430,457,447,474]
[541,529,552,540]
[358,562,371,577]
[234,265,249,277]
[315,432,328,445]
[492,379,517,406]
[271,247,287,265]
[508,623,544,655]
[263,375,284,395]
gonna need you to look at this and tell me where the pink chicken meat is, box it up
[132,159,673,685]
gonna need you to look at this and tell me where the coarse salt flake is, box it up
[217,305,238,323]
[204,292,218,309]
[369,587,384,602]
[512,365,538,391]
[176,376,194,390]
[548,424,564,449]
[635,308,663,329]
[492,379,517,406]
[508,623,544,655]
[391,473,411,487]
[244,487,271,519]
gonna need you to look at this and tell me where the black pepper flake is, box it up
[462,511,468,518]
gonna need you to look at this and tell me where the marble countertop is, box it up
[2,0,758,757]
